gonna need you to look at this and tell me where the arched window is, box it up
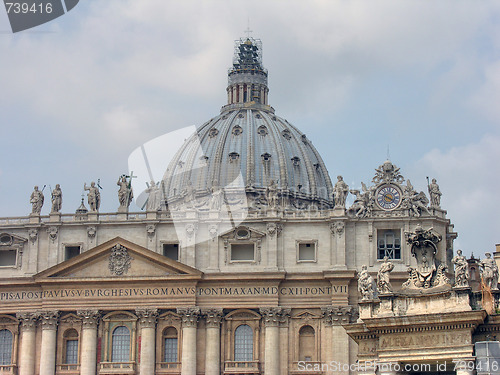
[63,329,79,364]
[299,325,315,361]
[163,327,178,363]
[0,329,13,365]
[234,324,253,361]
[111,326,130,362]
[471,267,477,281]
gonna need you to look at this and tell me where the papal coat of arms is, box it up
[108,244,132,276]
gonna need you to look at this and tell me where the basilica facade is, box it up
[0,37,495,375]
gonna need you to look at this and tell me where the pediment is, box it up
[220,226,266,240]
[35,237,202,280]
[292,310,321,320]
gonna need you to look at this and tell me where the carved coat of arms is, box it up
[108,245,132,276]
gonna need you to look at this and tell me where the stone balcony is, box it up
[156,362,181,374]
[99,362,136,374]
[224,360,261,374]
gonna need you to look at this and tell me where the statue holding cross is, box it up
[117,173,135,211]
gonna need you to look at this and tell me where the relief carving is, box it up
[108,244,132,276]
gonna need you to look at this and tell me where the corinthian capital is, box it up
[321,305,353,326]
[16,311,39,331]
[39,310,59,330]
[259,307,290,327]
[177,307,200,328]
[136,308,158,328]
[202,308,224,328]
[77,310,101,329]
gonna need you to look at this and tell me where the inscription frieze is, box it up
[1,284,347,301]
[379,331,470,349]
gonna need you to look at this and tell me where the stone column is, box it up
[39,311,59,375]
[322,306,353,375]
[202,308,223,375]
[136,308,158,375]
[16,312,39,375]
[177,307,200,375]
[77,310,100,375]
[259,308,289,375]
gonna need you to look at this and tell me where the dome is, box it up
[162,38,334,210]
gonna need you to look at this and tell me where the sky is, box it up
[0,0,499,257]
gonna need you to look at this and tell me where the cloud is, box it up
[410,135,500,255]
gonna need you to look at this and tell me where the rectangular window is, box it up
[0,250,16,267]
[163,244,179,261]
[65,246,80,261]
[377,230,401,259]
[298,242,316,262]
[164,338,178,362]
[231,244,254,261]
[65,340,78,364]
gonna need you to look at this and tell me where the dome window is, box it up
[209,128,219,138]
[261,153,272,162]
[256,114,262,119]
[257,125,268,136]
[232,125,243,136]
[282,130,291,140]
[291,157,300,166]
[238,113,244,119]
[229,152,240,162]
[301,134,308,144]
[177,161,185,168]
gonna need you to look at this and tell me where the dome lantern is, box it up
[226,38,269,107]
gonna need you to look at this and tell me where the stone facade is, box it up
[1,36,493,375]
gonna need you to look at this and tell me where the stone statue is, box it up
[358,265,374,300]
[428,178,442,208]
[210,181,224,211]
[182,181,196,209]
[452,249,469,287]
[30,186,44,214]
[145,181,162,211]
[402,180,431,217]
[377,256,394,294]
[266,180,279,209]
[84,182,101,212]
[349,182,373,218]
[333,175,349,208]
[403,225,449,289]
[480,253,499,290]
[117,175,134,209]
[50,184,62,213]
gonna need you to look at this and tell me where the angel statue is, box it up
[402,180,431,217]
[358,265,374,300]
[349,182,373,218]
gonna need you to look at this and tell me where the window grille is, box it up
[111,326,130,362]
[0,329,13,365]
[65,339,78,364]
[234,324,253,361]
[377,230,401,259]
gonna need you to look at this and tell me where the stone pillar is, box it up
[136,308,158,375]
[77,310,100,375]
[322,306,353,375]
[177,307,200,375]
[39,311,59,375]
[266,223,281,270]
[203,308,223,375]
[259,308,289,375]
[16,312,39,375]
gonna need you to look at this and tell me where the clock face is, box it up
[376,184,402,210]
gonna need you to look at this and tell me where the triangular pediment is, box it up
[35,237,202,280]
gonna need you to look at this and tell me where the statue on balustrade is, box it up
[480,253,499,291]
[358,265,374,300]
[377,256,394,294]
[452,249,469,287]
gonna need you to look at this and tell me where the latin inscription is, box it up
[0,285,347,301]
[380,332,470,349]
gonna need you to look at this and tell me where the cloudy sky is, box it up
[0,0,499,257]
